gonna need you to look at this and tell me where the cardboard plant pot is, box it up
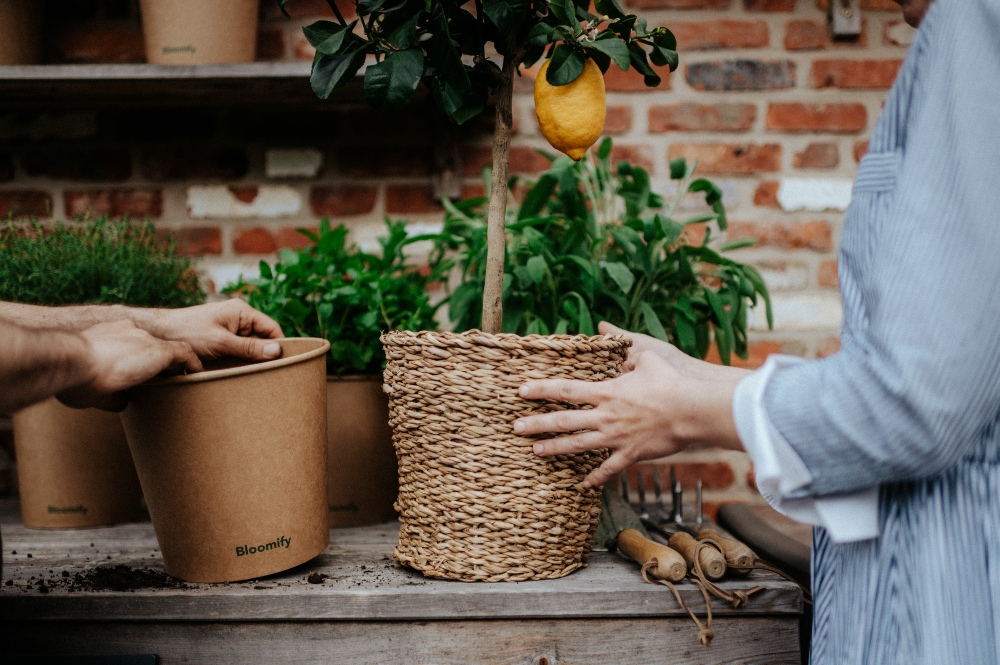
[121,338,330,583]
[0,0,44,65]
[325,376,398,527]
[382,330,630,582]
[13,399,144,529]
[139,0,259,65]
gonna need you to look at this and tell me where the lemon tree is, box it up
[276,0,677,333]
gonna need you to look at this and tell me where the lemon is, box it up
[534,57,607,161]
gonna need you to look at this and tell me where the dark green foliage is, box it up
[278,0,677,124]
[225,219,450,376]
[433,139,773,364]
[0,218,205,308]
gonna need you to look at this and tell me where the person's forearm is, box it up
[0,301,160,333]
[673,370,751,452]
[0,319,95,412]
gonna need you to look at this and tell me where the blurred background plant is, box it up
[433,138,773,364]
[226,219,450,375]
[0,217,204,308]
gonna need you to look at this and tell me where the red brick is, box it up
[817,337,841,358]
[233,228,278,255]
[649,103,756,132]
[854,140,869,161]
[727,220,833,251]
[509,146,555,174]
[338,147,432,178]
[386,185,442,214]
[263,0,356,19]
[686,60,795,91]
[22,150,131,182]
[64,189,163,219]
[309,186,377,216]
[668,143,781,174]
[229,186,258,204]
[766,103,866,132]
[604,105,633,134]
[785,18,868,50]
[142,148,248,181]
[256,27,286,61]
[744,0,796,11]
[816,0,897,9]
[754,181,780,207]
[277,227,318,250]
[706,340,785,369]
[818,259,839,288]
[168,227,222,256]
[50,27,145,64]
[611,145,655,172]
[794,142,839,169]
[632,461,736,491]
[0,191,52,218]
[670,20,769,50]
[811,59,903,89]
[604,64,672,91]
[628,0,731,8]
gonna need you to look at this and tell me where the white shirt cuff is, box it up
[733,355,880,544]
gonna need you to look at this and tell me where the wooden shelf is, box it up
[0,62,365,108]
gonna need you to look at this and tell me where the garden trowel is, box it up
[592,481,651,551]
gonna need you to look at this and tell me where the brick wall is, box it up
[0,0,916,509]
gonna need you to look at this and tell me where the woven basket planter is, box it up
[381,330,630,582]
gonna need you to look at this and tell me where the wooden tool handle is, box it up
[668,532,726,581]
[617,529,687,582]
[697,528,755,576]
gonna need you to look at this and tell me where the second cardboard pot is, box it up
[139,0,259,65]
[121,337,330,583]
[13,399,144,529]
[326,376,398,527]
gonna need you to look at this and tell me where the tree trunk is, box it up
[480,57,517,335]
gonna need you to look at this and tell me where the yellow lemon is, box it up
[534,57,606,161]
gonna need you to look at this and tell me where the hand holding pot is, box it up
[58,321,203,411]
[147,300,284,362]
[515,323,748,489]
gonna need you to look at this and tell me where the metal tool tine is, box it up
[620,472,631,505]
[636,469,646,514]
[695,479,703,531]
[652,468,663,506]
[669,464,677,489]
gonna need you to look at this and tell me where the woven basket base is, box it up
[382,329,630,583]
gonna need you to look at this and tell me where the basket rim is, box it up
[381,329,631,351]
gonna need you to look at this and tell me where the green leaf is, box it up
[526,255,548,285]
[357,0,387,15]
[628,42,661,87]
[448,281,481,324]
[519,174,558,219]
[363,48,425,111]
[594,0,627,20]
[689,178,727,230]
[603,261,635,295]
[567,292,595,335]
[669,158,687,180]
[303,21,355,54]
[587,35,630,70]
[528,22,556,47]
[596,137,612,160]
[719,237,757,252]
[549,0,577,26]
[640,302,668,342]
[311,50,366,99]
[546,44,586,85]
[385,13,421,49]
[648,43,678,70]
[483,0,529,36]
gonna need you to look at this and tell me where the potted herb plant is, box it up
[0,218,205,529]
[226,218,448,527]
[278,0,679,582]
[139,0,260,65]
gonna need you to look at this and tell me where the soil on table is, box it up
[26,565,189,593]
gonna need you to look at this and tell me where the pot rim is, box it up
[140,337,330,387]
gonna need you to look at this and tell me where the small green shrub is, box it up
[0,218,205,308]
[433,138,772,364]
[226,218,449,376]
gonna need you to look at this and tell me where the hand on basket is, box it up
[148,300,284,362]
[516,322,748,489]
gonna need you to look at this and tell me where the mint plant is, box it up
[434,139,773,363]
[225,219,450,375]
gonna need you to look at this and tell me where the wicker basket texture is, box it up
[381,330,631,582]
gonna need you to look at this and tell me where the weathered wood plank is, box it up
[4,618,802,665]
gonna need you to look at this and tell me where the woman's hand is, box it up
[515,323,750,488]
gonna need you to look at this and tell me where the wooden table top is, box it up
[0,499,803,623]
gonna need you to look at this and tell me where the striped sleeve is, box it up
[762,0,1000,498]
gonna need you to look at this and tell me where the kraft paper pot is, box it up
[13,399,143,529]
[326,376,398,527]
[121,337,330,583]
[139,0,259,65]
[0,1,44,65]
[381,330,631,582]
